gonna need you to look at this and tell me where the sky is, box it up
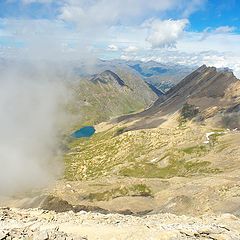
[0,0,240,76]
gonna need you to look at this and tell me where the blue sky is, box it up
[0,0,239,30]
[0,0,240,76]
[189,0,240,31]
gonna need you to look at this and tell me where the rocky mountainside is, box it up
[1,207,240,240]
[115,65,240,130]
[68,68,157,127]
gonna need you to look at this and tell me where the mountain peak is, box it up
[115,64,239,130]
[91,70,126,86]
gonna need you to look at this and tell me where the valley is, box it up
[2,1,240,239]
[1,63,240,239]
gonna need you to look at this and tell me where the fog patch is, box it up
[0,61,71,196]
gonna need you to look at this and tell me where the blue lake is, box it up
[71,126,96,138]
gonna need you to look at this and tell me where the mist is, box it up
[0,60,72,196]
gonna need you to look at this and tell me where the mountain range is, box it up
[2,61,240,219]
[68,59,194,127]
[59,64,240,217]
[68,67,157,127]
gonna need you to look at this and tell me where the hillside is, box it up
[115,65,240,130]
[68,68,157,127]
[1,65,240,226]
[54,65,240,216]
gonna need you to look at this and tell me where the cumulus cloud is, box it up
[59,5,85,23]
[145,19,189,48]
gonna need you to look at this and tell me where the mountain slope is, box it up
[59,65,240,216]
[68,69,157,127]
[115,65,240,130]
[2,65,240,217]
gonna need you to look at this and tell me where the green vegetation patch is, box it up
[209,132,224,145]
[64,125,221,181]
[179,103,199,125]
[120,143,220,179]
[114,127,126,136]
[119,159,218,179]
[64,127,159,181]
[181,145,208,155]
[85,184,153,201]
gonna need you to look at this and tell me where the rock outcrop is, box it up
[0,207,240,240]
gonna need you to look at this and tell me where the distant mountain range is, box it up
[126,60,196,92]
[72,59,196,93]
[67,59,197,127]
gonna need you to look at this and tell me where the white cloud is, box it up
[124,45,138,52]
[179,31,240,54]
[59,5,85,23]
[182,0,207,17]
[0,18,98,61]
[2,0,240,79]
[58,0,204,30]
[201,25,237,40]
[214,26,236,34]
[145,19,189,48]
[107,44,119,51]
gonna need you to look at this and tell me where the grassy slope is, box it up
[68,69,157,128]
[64,124,225,182]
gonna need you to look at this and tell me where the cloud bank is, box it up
[0,61,71,196]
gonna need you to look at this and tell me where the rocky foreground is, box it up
[0,208,240,240]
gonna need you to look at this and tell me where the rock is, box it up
[180,229,196,237]
[33,231,48,240]
[209,234,233,240]
[0,207,240,240]
[0,231,7,240]
[66,237,73,240]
